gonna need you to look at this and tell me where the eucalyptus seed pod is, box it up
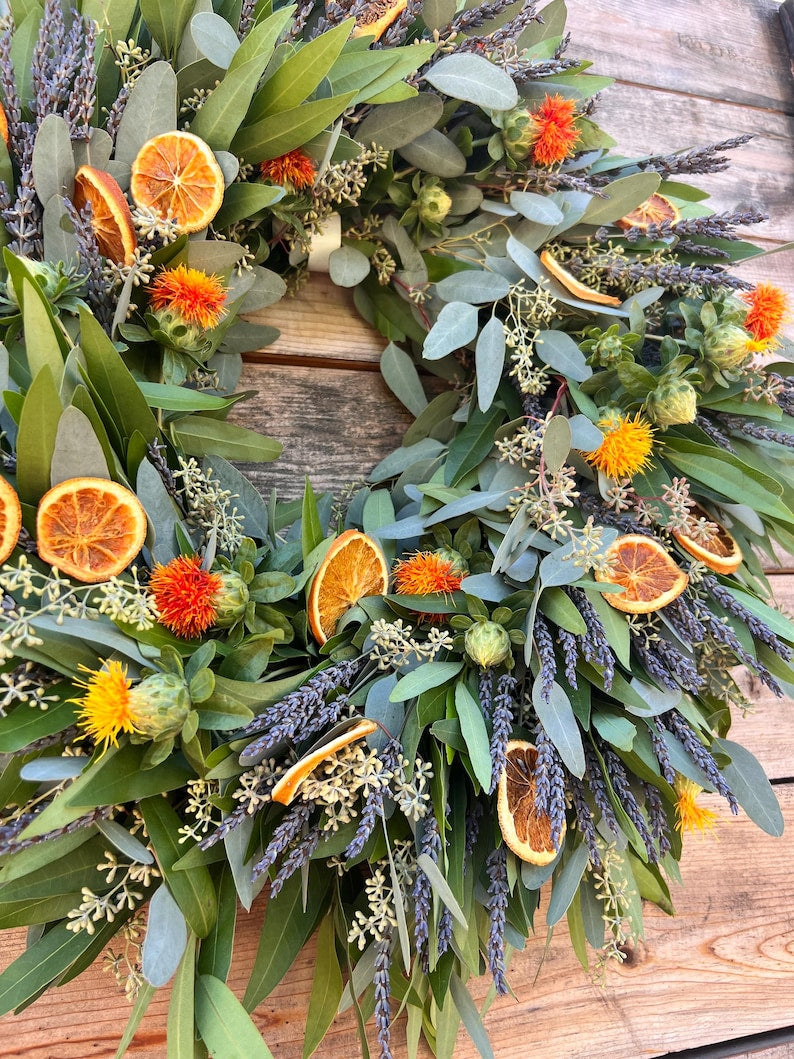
[129,672,191,740]
[646,379,698,428]
[212,569,250,628]
[465,620,512,669]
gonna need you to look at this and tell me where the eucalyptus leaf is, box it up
[423,302,478,360]
[188,11,240,68]
[711,738,784,837]
[142,883,188,988]
[509,191,565,225]
[423,53,518,111]
[454,681,492,790]
[115,62,178,165]
[542,415,572,475]
[96,819,154,865]
[397,128,467,178]
[356,92,444,150]
[475,316,506,412]
[389,661,463,702]
[532,677,585,777]
[583,172,662,226]
[546,843,590,925]
[329,245,371,288]
[534,330,592,382]
[435,270,510,304]
[32,114,74,204]
[50,405,110,485]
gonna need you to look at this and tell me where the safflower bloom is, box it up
[149,555,223,638]
[149,264,228,330]
[741,282,789,351]
[531,94,580,167]
[75,660,140,750]
[674,777,719,835]
[393,552,464,596]
[260,149,316,192]
[583,413,655,479]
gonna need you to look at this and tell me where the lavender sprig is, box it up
[569,775,602,868]
[691,598,784,696]
[557,628,579,688]
[599,743,658,862]
[534,727,566,850]
[269,826,321,896]
[630,135,754,178]
[533,614,557,704]
[567,587,615,690]
[412,816,442,973]
[643,781,672,858]
[344,738,402,860]
[702,574,791,661]
[489,674,517,795]
[373,932,394,1059]
[251,800,315,880]
[583,743,620,838]
[485,846,509,996]
[650,719,676,786]
[478,668,494,718]
[662,711,739,814]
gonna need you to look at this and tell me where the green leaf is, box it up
[532,677,585,777]
[416,853,468,929]
[190,7,296,150]
[397,128,467,178]
[212,183,285,229]
[197,975,275,1058]
[356,92,444,150]
[510,191,565,225]
[329,245,371,288]
[0,922,96,1017]
[389,661,463,702]
[142,882,188,986]
[15,365,62,505]
[542,414,572,474]
[453,682,492,791]
[302,914,344,1058]
[444,405,503,486]
[232,92,357,164]
[475,316,505,413]
[592,712,636,751]
[435,271,510,304]
[188,11,240,68]
[50,405,110,484]
[252,19,352,121]
[423,301,477,360]
[140,0,194,60]
[423,52,518,110]
[534,330,592,382]
[380,342,427,416]
[546,843,590,926]
[136,381,238,413]
[114,61,178,165]
[243,868,331,1011]
[449,973,495,1059]
[32,113,75,205]
[583,172,662,225]
[712,738,784,837]
[197,865,238,982]
[0,690,77,753]
[301,478,324,560]
[0,836,108,902]
[140,797,218,938]
[171,415,282,462]
[167,934,197,1059]
[539,587,587,636]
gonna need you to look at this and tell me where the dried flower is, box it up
[741,282,788,350]
[583,412,655,480]
[260,149,316,192]
[74,661,140,749]
[149,555,222,638]
[149,265,228,329]
[674,776,719,835]
[393,551,464,595]
[530,94,580,167]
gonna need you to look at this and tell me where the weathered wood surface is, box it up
[2,0,794,1056]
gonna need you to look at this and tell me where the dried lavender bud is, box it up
[65,16,96,139]
[650,719,676,786]
[238,0,257,39]
[64,199,112,328]
[464,800,484,859]
[412,816,441,973]
[600,743,657,862]
[692,598,784,696]
[631,635,679,691]
[695,414,736,453]
[534,726,566,850]
[437,906,453,956]
[373,932,394,1059]
[379,0,423,46]
[251,800,315,880]
[478,668,494,718]
[652,637,704,692]
[486,846,509,996]
[584,743,620,837]
[720,415,794,450]
[702,574,791,661]
[643,781,672,858]
[557,628,579,688]
[533,614,557,705]
[631,135,754,178]
[269,826,321,896]
[489,674,517,795]
[441,0,517,36]
[568,774,602,868]
[567,587,615,690]
[663,711,739,814]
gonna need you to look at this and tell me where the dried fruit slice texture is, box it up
[595,533,689,613]
[308,529,389,644]
[130,131,225,234]
[497,740,564,865]
[351,0,408,40]
[539,249,622,307]
[73,165,137,266]
[36,477,148,583]
[671,504,742,575]
[616,192,681,232]
[270,718,379,805]
[0,477,21,565]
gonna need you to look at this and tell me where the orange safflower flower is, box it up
[530,94,580,167]
[75,660,140,750]
[583,413,655,480]
[393,551,464,596]
[149,264,228,330]
[260,149,316,192]
[741,282,789,350]
[149,555,222,638]
[674,777,719,836]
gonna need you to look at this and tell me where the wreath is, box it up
[0,1,791,1056]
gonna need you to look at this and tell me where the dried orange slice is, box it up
[0,102,8,148]
[73,165,137,266]
[539,249,622,307]
[616,192,681,232]
[595,533,688,613]
[130,131,224,234]
[0,477,21,565]
[351,0,408,40]
[497,741,564,865]
[671,504,742,575]
[270,718,379,805]
[36,477,147,583]
[308,529,389,644]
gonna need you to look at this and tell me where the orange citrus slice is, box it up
[0,477,22,565]
[308,529,389,644]
[270,718,379,805]
[497,741,564,866]
[0,102,8,148]
[351,0,408,40]
[616,192,681,232]
[595,533,689,613]
[539,249,622,307]
[671,504,742,575]
[73,165,137,266]
[36,477,148,583]
[130,131,224,234]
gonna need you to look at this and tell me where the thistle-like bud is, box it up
[646,379,698,428]
[150,308,209,355]
[465,620,512,669]
[416,181,452,227]
[590,334,626,367]
[434,548,469,577]
[500,107,535,161]
[212,569,250,628]
[129,672,191,740]
[701,322,751,372]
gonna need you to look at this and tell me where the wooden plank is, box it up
[565,0,793,113]
[1,788,792,1057]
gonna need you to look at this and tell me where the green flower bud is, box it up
[646,379,698,428]
[416,183,452,226]
[434,547,469,577]
[129,672,191,740]
[500,107,535,161]
[4,260,66,306]
[702,322,751,371]
[590,334,626,367]
[212,569,250,628]
[151,308,209,355]
[464,620,512,668]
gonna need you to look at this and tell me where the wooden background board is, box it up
[2,0,794,1056]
